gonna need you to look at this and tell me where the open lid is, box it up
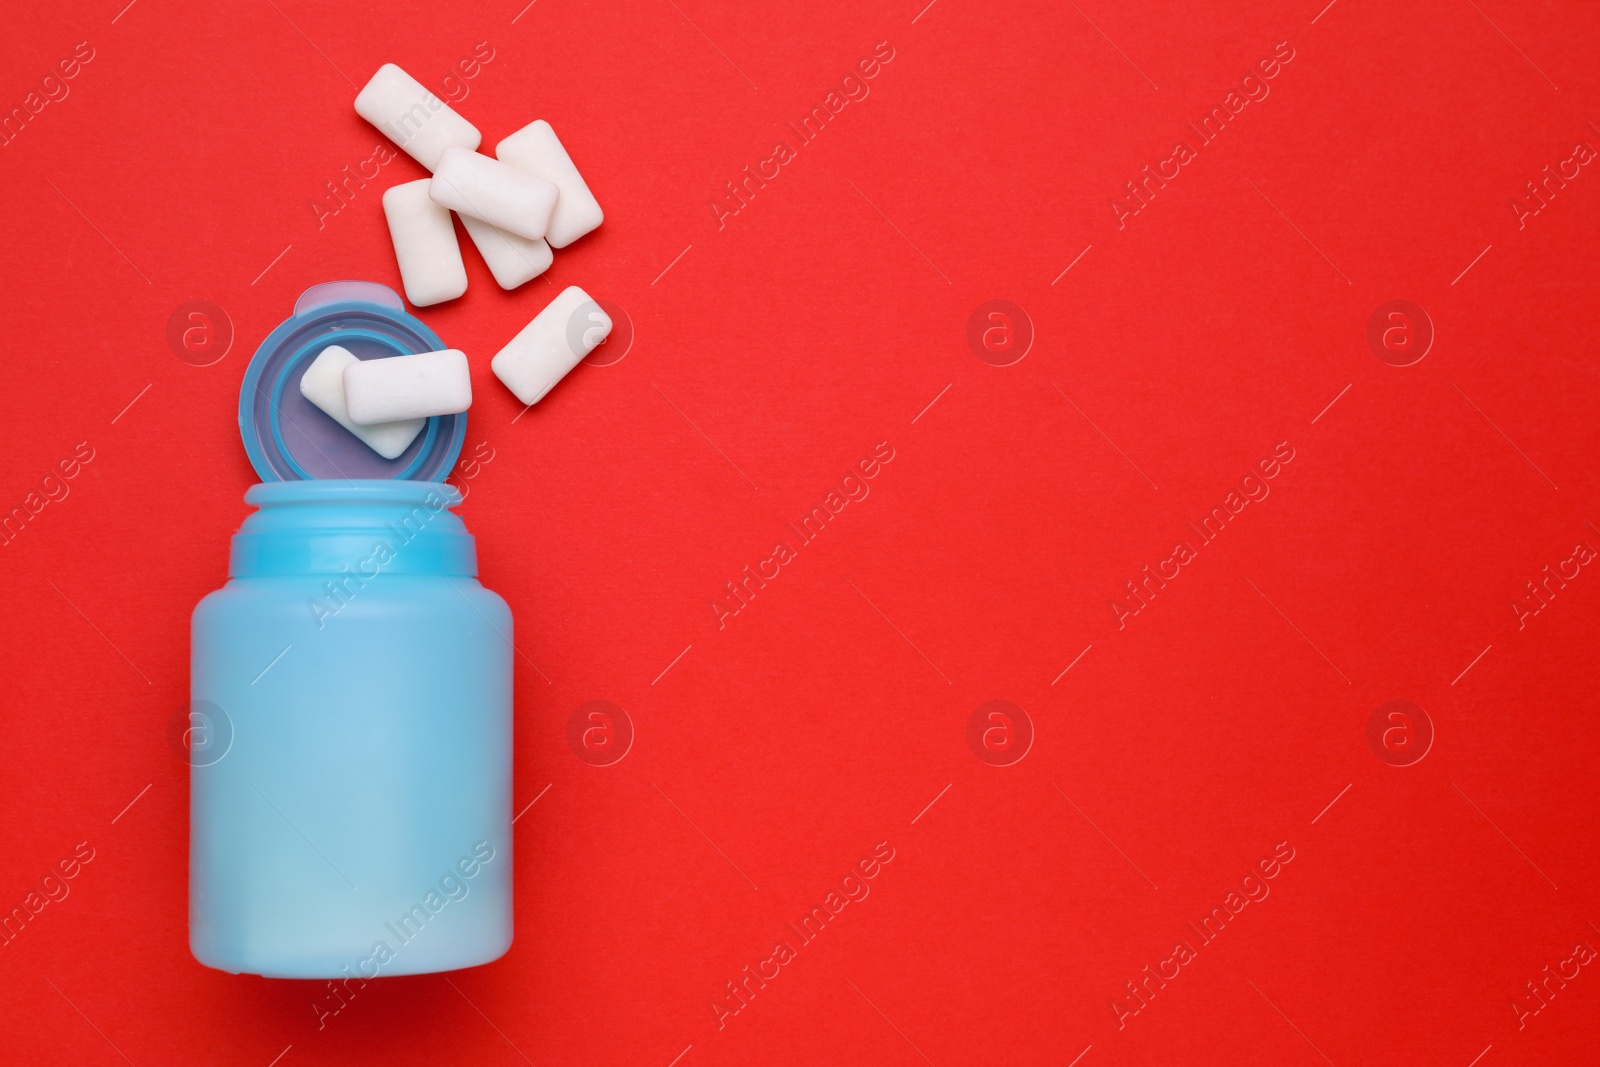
[238,281,467,482]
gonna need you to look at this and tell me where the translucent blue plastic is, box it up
[237,281,467,483]
[190,480,513,978]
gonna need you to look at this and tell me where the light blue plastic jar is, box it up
[189,283,512,978]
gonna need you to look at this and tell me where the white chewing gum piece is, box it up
[459,213,553,290]
[354,63,481,171]
[343,349,473,424]
[429,147,558,241]
[495,120,604,249]
[299,345,426,459]
[382,179,468,307]
[490,286,612,406]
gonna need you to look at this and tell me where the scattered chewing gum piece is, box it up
[495,120,604,248]
[429,147,558,241]
[354,63,481,171]
[491,286,611,406]
[382,180,468,307]
[344,349,473,424]
[299,346,426,460]
[460,213,553,290]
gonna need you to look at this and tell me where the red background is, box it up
[3,1,1599,1064]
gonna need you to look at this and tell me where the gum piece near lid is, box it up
[238,281,466,482]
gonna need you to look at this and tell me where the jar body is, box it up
[190,482,512,978]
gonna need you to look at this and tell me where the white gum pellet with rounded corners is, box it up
[344,349,472,424]
[495,120,604,248]
[460,213,553,289]
[491,286,612,406]
[299,345,426,459]
[382,179,468,307]
[354,64,481,171]
[429,147,558,241]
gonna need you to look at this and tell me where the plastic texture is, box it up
[239,282,466,482]
[190,480,513,978]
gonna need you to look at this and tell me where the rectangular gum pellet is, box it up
[495,120,604,248]
[299,345,426,459]
[460,214,553,290]
[382,180,468,307]
[429,147,558,242]
[490,286,612,406]
[354,64,481,171]
[344,349,473,424]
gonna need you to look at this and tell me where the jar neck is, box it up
[229,481,477,578]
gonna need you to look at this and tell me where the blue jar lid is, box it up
[238,281,467,482]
